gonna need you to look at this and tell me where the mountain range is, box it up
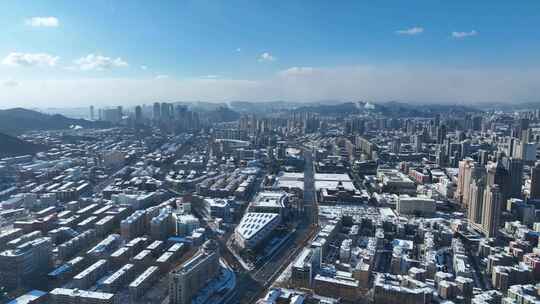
[0,108,110,135]
[228,100,483,117]
[289,101,482,117]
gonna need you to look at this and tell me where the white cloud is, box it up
[202,75,220,79]
[155,74,169,79]
[1,52,59,67]
[140,65,148,70]
[3,79,19,87]
[452,30,478,39]
[72,54,128,71]
[258,52,276,62]
[279,67,315,77]
[395,27,424,35]
[25,17,59,27]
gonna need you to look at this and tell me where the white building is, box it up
[249,191,289,216]
[234,212,281,249]
[396,195,436,216]
[49,288,118,304]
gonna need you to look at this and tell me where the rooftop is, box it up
[236,212,280,240]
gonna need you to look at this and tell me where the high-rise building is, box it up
[135,106,143,125]
[468,177,485,227]
[153,102,161,122]
[161,102,172,121]
[530,162,540,200]
[460,140,471,158]
[519,118,530,143]
[482,184,502,238]
[90,105,95,120]
[457,159,479,207]
[486,162,510,206]
[472,115,483,131]
[502,157,523,199]
[413,135,422,153]
[169,240,220,304]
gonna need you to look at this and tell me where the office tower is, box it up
[468,177,485,227]
[90,105,95,120]
[502,157,523,199]
[457,159,475,206]
[117,106,123,117]
[486,162,510,206]
[482,184,502,237]
[169,240,220,304]
[530,162,540,200]
[135,105,143,125]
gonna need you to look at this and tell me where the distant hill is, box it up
[290,101,482,117]
[0,132,47,158]
[229,100,337,113]
[375,101,482,117]
[0,108,110,135]
[294,102,360,115]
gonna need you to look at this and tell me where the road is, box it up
[238,147,319,302]
[166,144,319,303]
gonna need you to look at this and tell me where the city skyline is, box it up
[1,0,540,108]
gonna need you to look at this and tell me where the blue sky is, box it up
[1,0,540,108]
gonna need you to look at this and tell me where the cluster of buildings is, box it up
[255,109,540,304]
[5,104,540,304]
